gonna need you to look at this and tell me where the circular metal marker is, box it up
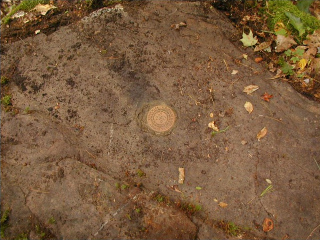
[146,105,176,133]
[137,102,177,135]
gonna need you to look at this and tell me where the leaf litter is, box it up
[243,85,259,94]
[257,127,267,141]
[244,101,253,114]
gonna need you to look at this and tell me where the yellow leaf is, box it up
[243,85,259,94]
[218,202,228,208]
[244,101,253,114]
[257,127,267,141]
[297,58,307,70]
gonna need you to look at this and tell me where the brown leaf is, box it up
[244,101,253,114]
[243,85,259,94]
[275,35,297,52]
[171,22,187,30]
[263,218,274,232]
[254,41,272,52]
[257,127,267,141]
[303,29,320,48]
[218,202,228,208]
[168,185,182,193]
[261,92,273,102]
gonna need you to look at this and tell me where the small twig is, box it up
[314,157,320,170]
[306,223,320,240]
[223,59,229,71]
[30,188,49,194]
[187,94,200,105]
[259,115,283,123]
[86,150,97,159]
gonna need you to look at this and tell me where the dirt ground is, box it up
[1,1,320,239]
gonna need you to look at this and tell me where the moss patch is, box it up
[267,0,320,38]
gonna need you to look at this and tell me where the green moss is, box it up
[2,0,49,24]
[15,233,28,240]
[267,0,320,38]
[0,208,11,238]
[136,169,145,177]
[48,216,56,224]
[1,95,12,106]
[1,76,9,85]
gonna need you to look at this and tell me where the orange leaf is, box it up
[218,202,228,208]
[261,92,273,102]
[263,218,274,232]
[255,57,263,63]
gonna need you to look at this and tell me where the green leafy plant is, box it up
[281,48,305,75]
[281,62,294,75]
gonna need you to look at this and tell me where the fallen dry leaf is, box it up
[263,218,274,232]
[240,29,258,47]
[275,35,297,52]
[261,92,273,102]
[255,57,263,63]
[168,185,182,193]
[178,167,185,184]
[218,202,228,208]
[303,29,320,48]
[243,85,259,94]
[257,127,267,141]
[244,101,253,114]
[171,22,187,30]
[254,41,272,52]
[231,70,238,75]
[208,121,219,132]
[303,47,317,60]
[33,4,57,15]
